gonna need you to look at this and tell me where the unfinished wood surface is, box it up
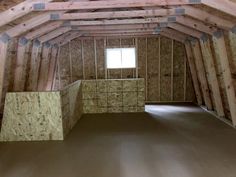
[26,41,42,91]
[0,41,9,112]
[82,79,145,114]
[160,36,172,101]
[54,36,196,103]
[147,37,159,101]
[200,37,225,117]
[37,45,51,91]
[191,40,213,110]
[212,31,236,126]
[173,41,185,101]
[0,92,64,141]
[13,40,31,91]
[46,46,58,91]
[185,42,203,105]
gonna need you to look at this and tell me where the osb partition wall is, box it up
[60,81,83,137]
[82,79,145,114]
[0,81,83,141]
[0,92,64,141]
[54,36,196,103]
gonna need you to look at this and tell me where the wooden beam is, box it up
[53,7,184,20]
[160,31,185,43]
[69,17,171,26]
[199,35,225,117]
[167,23,202,38]
[228,29,236,73]
[0,40,9,112]
[72,24,159,31]
[202,0,236,18]
[3,13,51,38]
[212,30,236,126]
[33,0,200,11]
[185,41,203,105]
[38,44,52,91]
[46,46,59,91]
[13,38,31,91]
[38,27,71,43]
[176,16,216,35]
[184,5,235,30]
[190,39,213,110]
[0,0,52,28]
[27,40,42,91]
[24,21,63,40]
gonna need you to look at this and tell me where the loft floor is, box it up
[0,104,236,177]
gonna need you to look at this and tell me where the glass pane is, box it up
[121,48,136,68]
[106,48,122,69]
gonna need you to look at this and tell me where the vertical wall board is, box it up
[226,32,236,89]
[53,36,196,103]
[70,38,83,81]
[147,37,159,101]
[185,63,197,102]
[107,38,121,79]
[160,36,172,101]
[0,39,17,113]
[96,39,105,79]
[83,39,95,80]
[212,34,236,125]
[24,42,33,91]
[200,39,225,117]
[173,41,185,101]
[59,44,71,88]
[137,38,146,100]
[3,39,17,97]
[191,40,213,110]
[121,38,135,79]
[210,39,231,119]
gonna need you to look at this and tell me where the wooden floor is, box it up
[1,104,236,177]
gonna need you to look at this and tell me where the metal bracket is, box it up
[62,21,71,27]
[231,26,236,34]
[33,3,45,10]
[50,14,60,20]
[168,16,176,22]
[189,0,201,4]
[159,22,168,28]
[19,37,29,45]
[45,42,51,48]
[213,30,223,39]
[34,39,41,47]
[0,33,11,43]
[175,8,185,15]
[200,34,209,42]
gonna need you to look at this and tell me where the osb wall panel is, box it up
[160,36,172,101]
[83,39,95,80]
[147,37,159,101]
[173,41,185,101]
[82,79,145,114]
[58,44,70,89]
[70,39,83,81]
[61,81,83,137]
[56,36,196,103]
[96,39,106,79]
[0,92,64,141]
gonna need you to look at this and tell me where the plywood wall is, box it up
[55,36,196,103]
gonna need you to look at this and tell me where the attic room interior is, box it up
[0,0,236,176]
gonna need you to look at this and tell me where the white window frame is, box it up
[105,47,137,69]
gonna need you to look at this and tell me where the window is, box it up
[106,48,136,69]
